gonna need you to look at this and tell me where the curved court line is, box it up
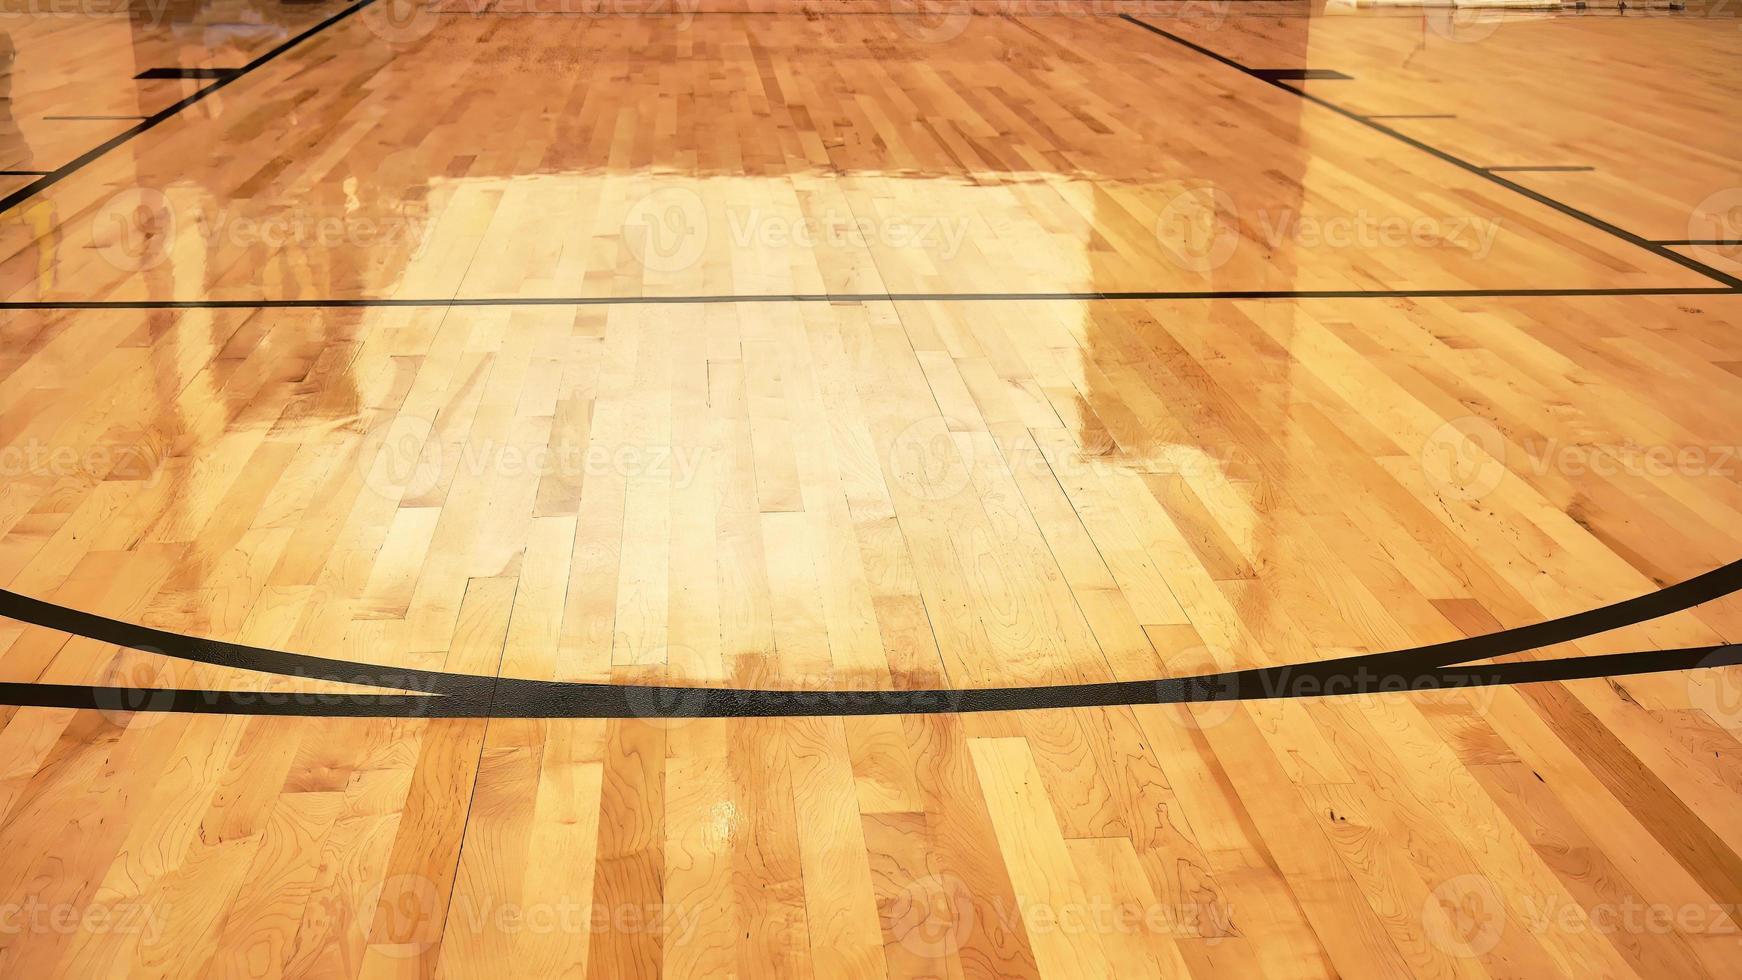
[0,643,1736,719]
[0,558,1739,717]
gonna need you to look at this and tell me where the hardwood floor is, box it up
[1,6,1721,302]
[1154,1,1742,240]
[1,1,1741,976]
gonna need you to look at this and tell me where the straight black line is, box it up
[648,2,1243,10]
[1364,2,1688,8]
[525,2,1683,12]
[1253,68,1354,81]
[0,0,382,219]
[0,171,51,177]
[1365,113,1458,120]
[1,286,1736,312]
[134,67,240,81]
[2,557,1738,717]
[1486,165,1597,173]
[1118,14,1742,291]
[1386,2,1564,8]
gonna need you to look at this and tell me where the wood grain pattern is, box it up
[1,1,1741,976]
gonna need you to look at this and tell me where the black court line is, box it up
[1,557,1738,717]
[1409,2,1566,8]
[702,3,1685,12]
[0,10,1730,721]
[1119,14,1742,292]
[41,115,152,122]
[1,644,1738,718]
[1365,114,1458,120]
[0,0,382,219]
[3,9,1728,307]
[135,67,240,81]
[1,286,1737,312]
[0,171,51,177]
[1487,165,1597,174]
[1254,68,1354,81]
[1378,2,1687,8]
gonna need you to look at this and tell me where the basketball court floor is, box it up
[1,0,1741,975]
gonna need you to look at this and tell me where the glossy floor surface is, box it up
[2,1,1742,977]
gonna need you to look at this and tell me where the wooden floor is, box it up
[3,1,1742,976]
